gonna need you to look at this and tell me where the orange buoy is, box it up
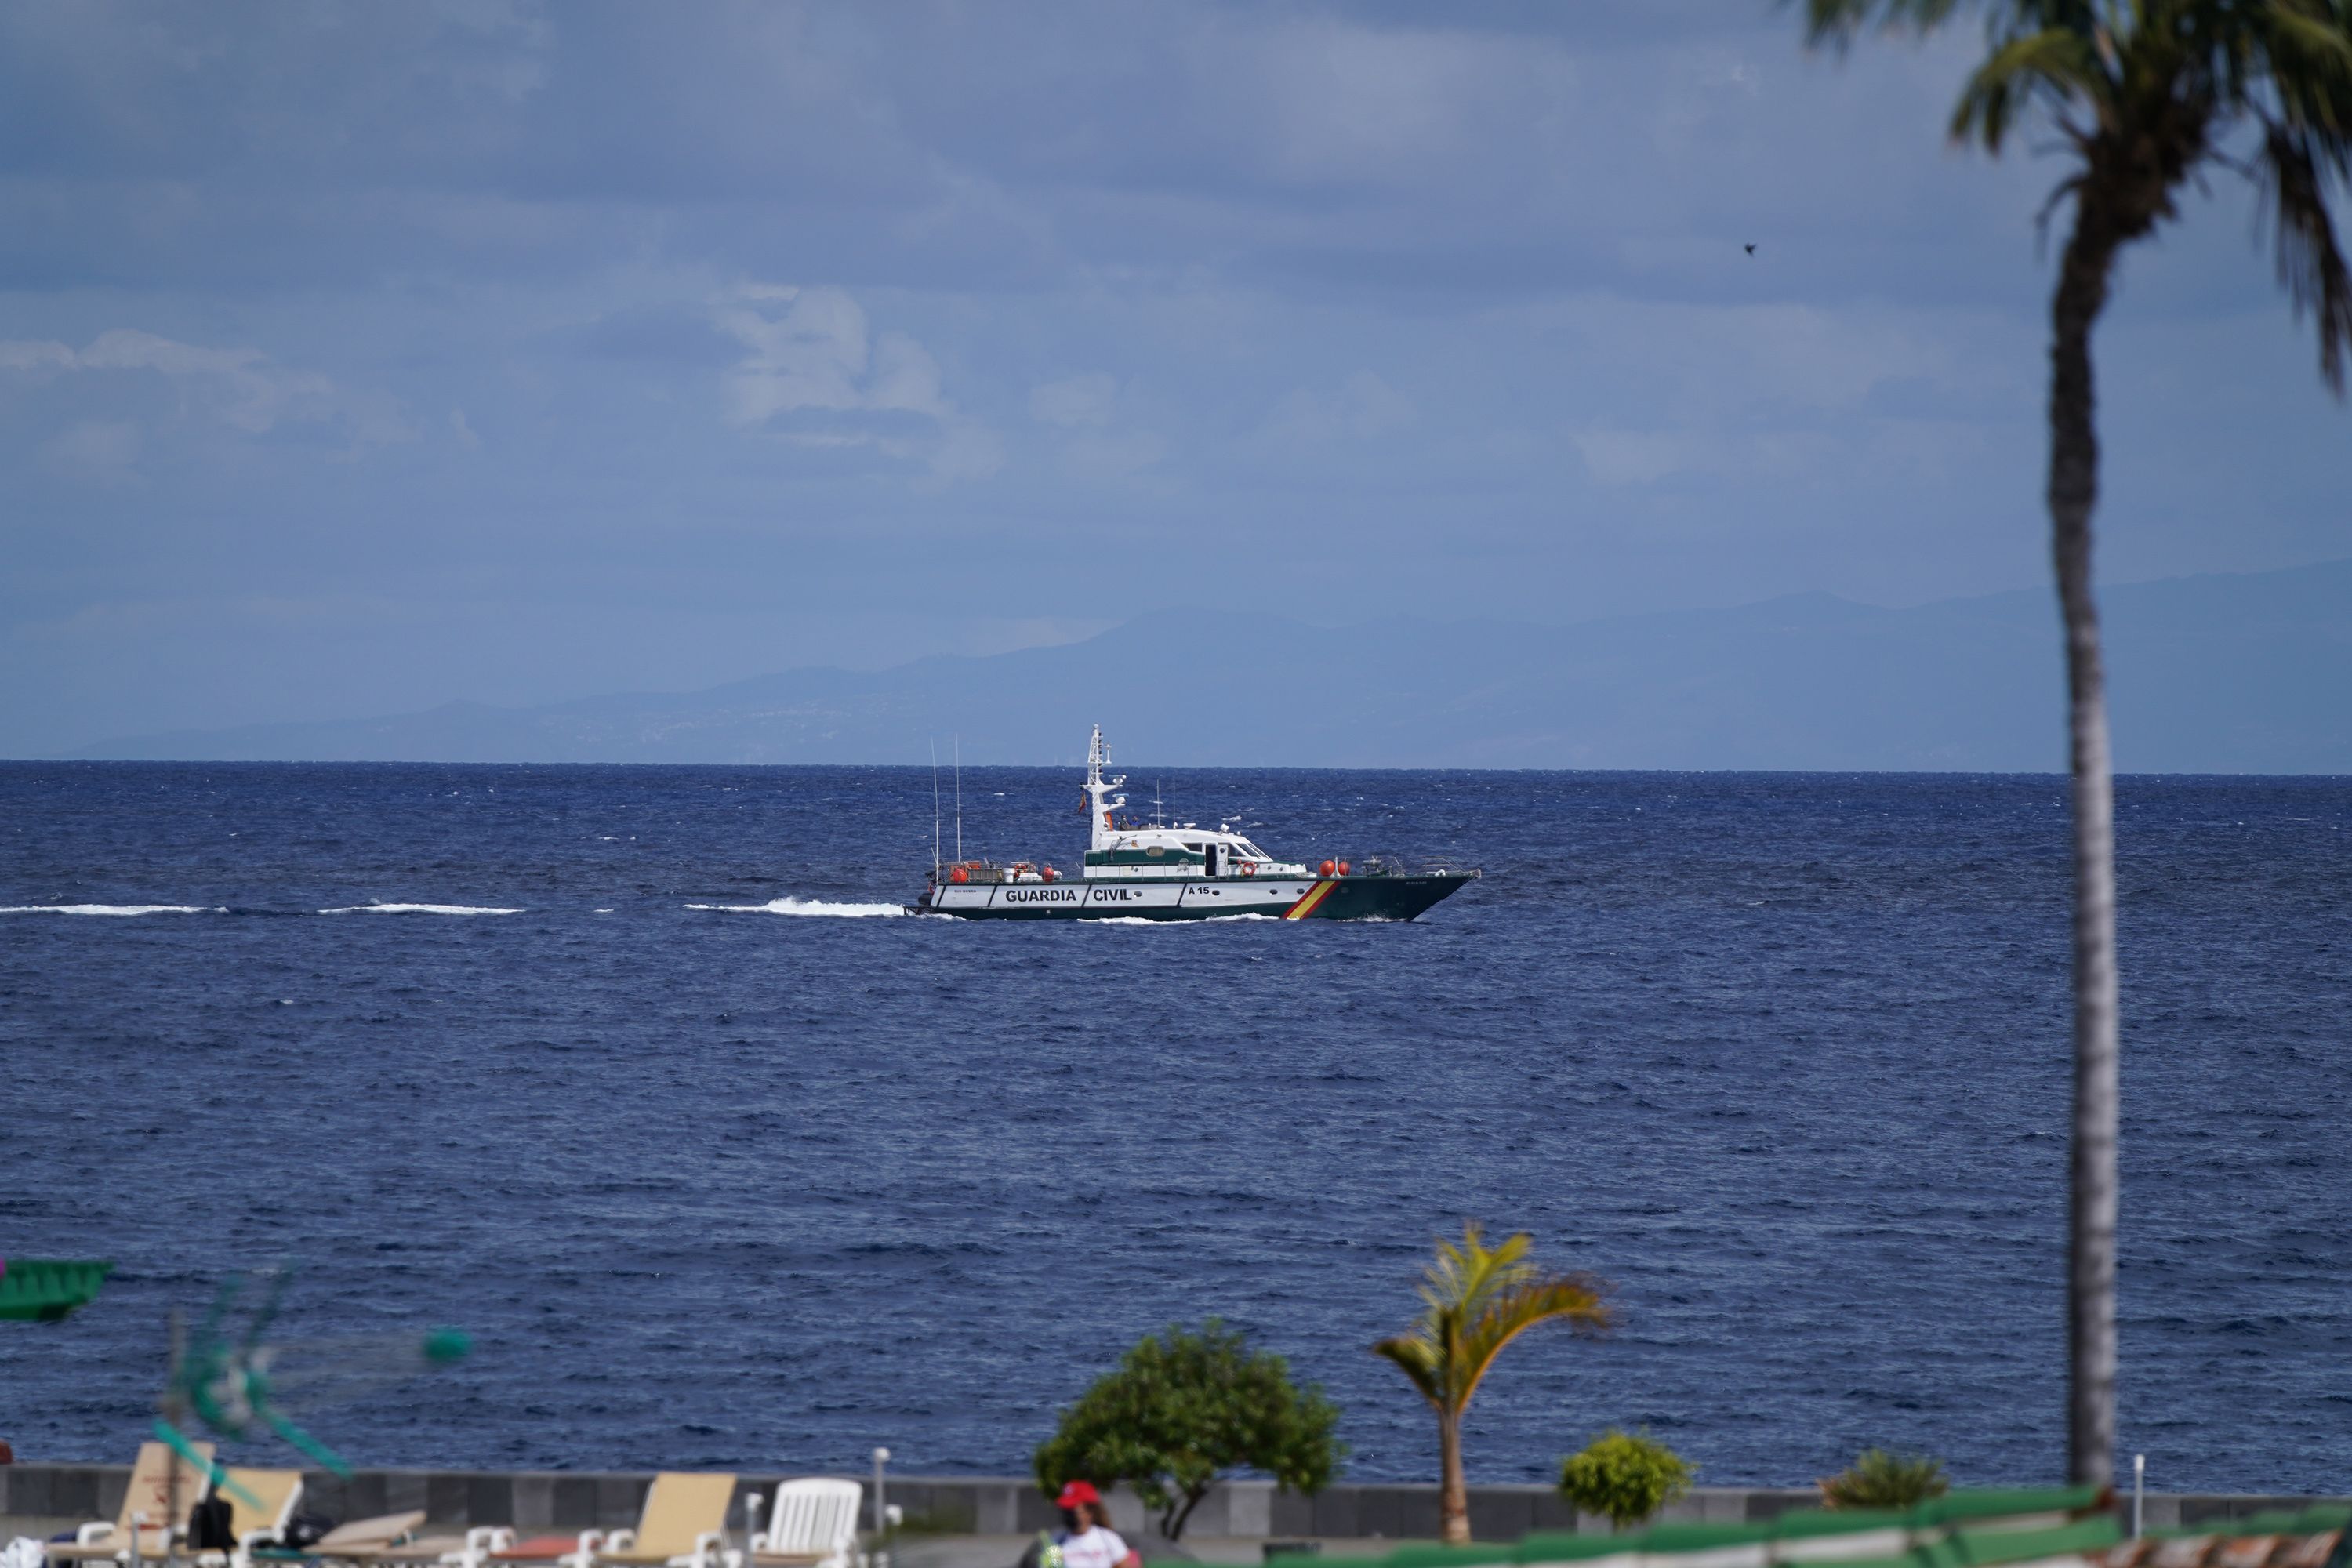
[1336,860,1351,877]
[949,866,969,884]
[1043,866,1057,882]
[1319,859,1335,877]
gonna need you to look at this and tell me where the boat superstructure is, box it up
[913,727,1478,921]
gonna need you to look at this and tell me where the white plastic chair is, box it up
[745,1480,862,1568]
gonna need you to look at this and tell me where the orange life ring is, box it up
[1240,862,1256,877]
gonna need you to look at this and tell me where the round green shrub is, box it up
[1559,1428,1694,1530]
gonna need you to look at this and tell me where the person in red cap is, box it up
[1040,1481,1140,1568]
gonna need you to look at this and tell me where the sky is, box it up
[3,1,2348,756]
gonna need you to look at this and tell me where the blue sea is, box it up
[2,762,2346,1494]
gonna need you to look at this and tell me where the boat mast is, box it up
[953,735,962,865]
[1084,724,1127,853]
[931,739,941,878]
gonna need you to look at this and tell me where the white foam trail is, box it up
[318,902,522,916]
[1074,913,1278,926]
[684,897,906,918]
[0,904,221,916]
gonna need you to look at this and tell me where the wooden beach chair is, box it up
[50,1439,220,1563]
[328,1530,480,1568]
[251,1512,440,1566]
[309,1513,433,1559]
[193,1468,305,1568]
[484,1473,739,1568]
[745,1480,860,1568]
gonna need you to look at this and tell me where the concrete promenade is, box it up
[5,1464,2341,1563]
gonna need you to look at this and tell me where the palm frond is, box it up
[1952,27,2110,149]
[1451,1275,1615,1409]
[1374,1222,1617,1416]
[2257,121,2352,391]
[1370,1333,1445,1406]
[2259,1,2352,136]
[1417,1222,1535,1325]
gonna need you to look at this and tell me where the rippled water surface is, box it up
[2,762,2346,1492]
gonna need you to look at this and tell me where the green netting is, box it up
[2147,1505,2352,1542]
[1945,1517,2121,1567]
[1385,1547,1518,1568]
[1641,1524,1774,1553]
[1512,1532,1649,1564]
[1771,1510,1912,1542]
[1911,1490,2102,1528]
[0,1258,115,1322]
[1338,1489,2113,1568]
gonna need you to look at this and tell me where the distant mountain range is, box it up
[73,559,2352,771]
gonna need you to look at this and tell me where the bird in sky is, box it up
[1744,243,1757,256]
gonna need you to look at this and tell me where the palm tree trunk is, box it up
[2049,198,2122,1494]
[1437,1406,1470,1544]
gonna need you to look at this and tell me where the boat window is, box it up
[1235,840,1267,859]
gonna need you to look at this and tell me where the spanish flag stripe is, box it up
[1283,879,1338,920]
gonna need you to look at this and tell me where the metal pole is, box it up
[162,1310,185,1568]
[2132,1454,2145,1537]
[871,1449,890,1568]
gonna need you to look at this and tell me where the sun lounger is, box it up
[481,1473,739,1568]
[325,1534,476,1568]
[308,1515,433,1559]
[742,1480,860,1568]
[49,1440,220,1563]
[249,1513,441,1567]
[192,1468,304,1568]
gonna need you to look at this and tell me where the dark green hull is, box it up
[917,871,1477,921]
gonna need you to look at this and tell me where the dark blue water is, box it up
[2,763,2346,1495]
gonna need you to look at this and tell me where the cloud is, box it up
[0,328,411,450]
[1266,371,1415,443]
[45,419,141,481]
[1571,428,1701,486]
[715,284,999,480]
[1029,372,1118,428]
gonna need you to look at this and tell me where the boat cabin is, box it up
[1083,825,1308,881]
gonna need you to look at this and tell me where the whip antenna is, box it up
[931,739,941,877]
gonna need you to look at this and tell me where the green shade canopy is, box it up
[0,1258,115,1322]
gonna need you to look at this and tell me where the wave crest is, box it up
[0,904,222,916]
[318,902,522,916]
[684,897,906,918]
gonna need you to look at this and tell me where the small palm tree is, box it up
[1373,1223,1613,1544]
[1802,0,2352,1490]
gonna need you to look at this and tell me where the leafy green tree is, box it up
[1373,1223,1613,1545]
[1801,0,2352,1490]
[1818,1448,1951,1510]
[1559,1429,1694,1530]
[1033,1319,1342,1541]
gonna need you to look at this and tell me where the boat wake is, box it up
[318,902,522,916]
[684,897,906,918]
[0,904,224,916]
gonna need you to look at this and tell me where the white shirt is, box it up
[1055,1526,1130,1568]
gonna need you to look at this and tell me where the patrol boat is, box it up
[913,727,1479,921]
